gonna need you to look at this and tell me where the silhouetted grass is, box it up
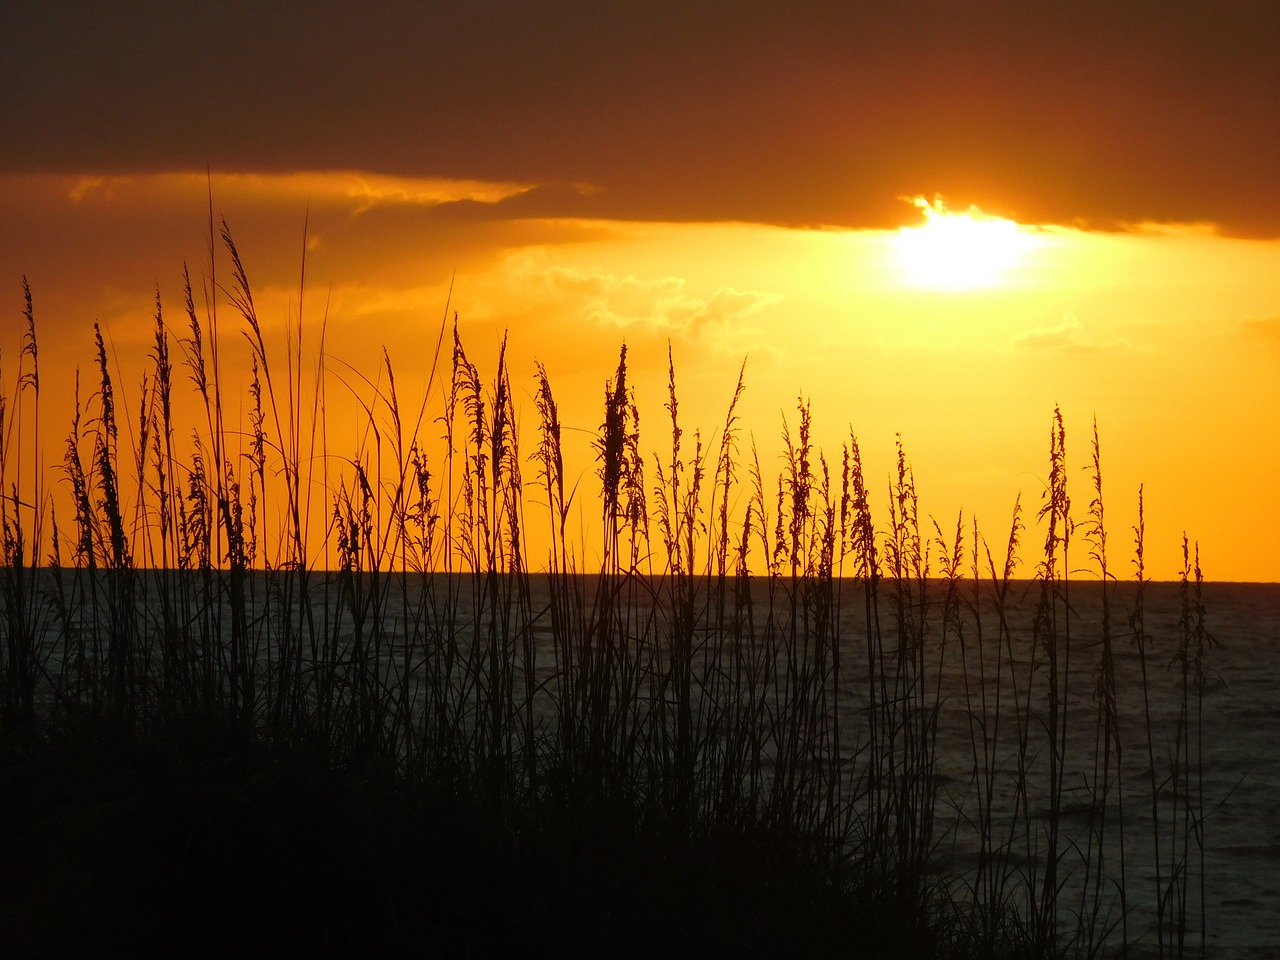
[0,227,1217,958]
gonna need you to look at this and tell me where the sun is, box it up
[893,196,1036,289]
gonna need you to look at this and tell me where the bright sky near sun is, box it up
[1,3,1278,580]
[894,198,1041,290]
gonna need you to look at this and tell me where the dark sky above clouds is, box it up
[3,0,1278,234]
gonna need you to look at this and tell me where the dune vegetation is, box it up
[0,226,1214,958]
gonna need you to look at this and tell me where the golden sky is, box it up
[1,4,1278,580]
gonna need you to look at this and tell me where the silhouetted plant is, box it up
[0,236,1221,960]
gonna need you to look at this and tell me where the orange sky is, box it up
[2,5,1278,580]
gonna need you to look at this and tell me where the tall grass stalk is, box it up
[0,241,1222,959]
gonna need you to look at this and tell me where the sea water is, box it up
[11,572,1278,957]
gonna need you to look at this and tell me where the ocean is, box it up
[8,570,1278,957]
[919,581,1280,959]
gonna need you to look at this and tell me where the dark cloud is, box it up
[3,1,1278,234]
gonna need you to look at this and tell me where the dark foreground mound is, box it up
[0,728,949,959]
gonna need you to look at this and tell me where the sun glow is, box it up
[894,196,1037,289]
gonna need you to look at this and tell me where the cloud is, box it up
[1014,312,1085,350]
[67,176,128,203]
[534,264,781,340]
[487,254,783,358]
[1012,312,1137,354]
[3,3,1278,236]
[47,171,537,216]
[0,171,590,316]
